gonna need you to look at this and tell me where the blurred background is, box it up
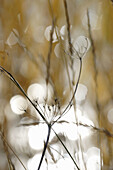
[0,0,113,169]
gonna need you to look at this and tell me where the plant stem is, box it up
[0,65,48,125]
[52,128,80,170]
[52,58,82,125]
[0,131,27,170]
[38,124,51,170]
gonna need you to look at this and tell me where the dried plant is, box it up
[0,0,113,170]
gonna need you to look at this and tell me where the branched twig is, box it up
[0,65,48,125]
[0,65,79,170]
[53,57,82,124]
[63,3,86,169]
[18,120,113,139]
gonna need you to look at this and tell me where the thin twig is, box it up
[0,131,27,170]
[87,9,102,168]
[63,3,86,168]
[13,30,57,98]
[48,0,54,19]
[47,145,56,163]
[63,0,73,55]
[45,0,56,104]
[2,119,15,170]
[73,122,113,138]
[46,19,55,85]
[52,128,80,170]
[63,0,75,86]
[48,144,65,159]
[87,9,99,113]
[38,124,51,170]
[12,30,47,77]
[2,132,15,170]
[52,58,82,125]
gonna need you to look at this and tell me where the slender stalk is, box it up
[46,19,54,85]
[2,120,15,170]
[63,0,75,89]
[63,2,86,168]
[78,123,113,138]
[38,124,51,170]
[3,135,15,170]
[48,145,65,159]
[45,17,55,104]
[63,0,73,55]
[62,58,82,114]
[87,9,102,169]
[0,131,27,170]
[52,58,82,125]
[52,128,80,170]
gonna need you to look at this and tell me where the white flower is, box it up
[60,25,67,39]
[44,25,58,43]
[27,83,53,104]
[10,95,28,115]
[54,34,90,59]
[73,36,90,58]
[54,43,61,58]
